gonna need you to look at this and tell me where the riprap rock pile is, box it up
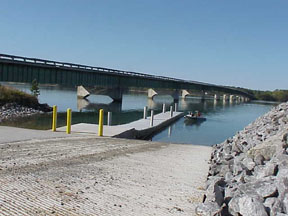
[0,103,42,123]
[196,102,288,216]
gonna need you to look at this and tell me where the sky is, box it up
[0,0,287,91]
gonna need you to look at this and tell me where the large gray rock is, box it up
[264,197,277,215]
[254,162,279,179]
[197,102,288,216]
[254,153,265,165]
[224,185,239,201]
[237,177,277,199]
[229,195,268,216]
[195,202,221,216]
[204,177,225,206]
[282,133,288,148]
[255,181,278,198]
[283,193,288,214]
[275,213,288,216]
[248,133,285,161]
[205,183,224,206]
[276,169,288,197]
[270,198,284,216]
[242,157,256,171]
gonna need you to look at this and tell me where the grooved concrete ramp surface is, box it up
[0,134,211,216]
[0,126,80,144]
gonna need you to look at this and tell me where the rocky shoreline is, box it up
[196,102,288,216]
[0,103,52,123]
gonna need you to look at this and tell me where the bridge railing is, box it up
[0,53,186,82]
[0,54,220,85]
[0,53,253,97]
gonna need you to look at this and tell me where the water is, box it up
[152,102,273,145]
[0,82,275,145]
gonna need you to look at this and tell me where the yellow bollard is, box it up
[98,109,104,136]
[66,108,72,134]
[52,105,57,132]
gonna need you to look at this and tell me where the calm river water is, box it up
[1,83,275,146]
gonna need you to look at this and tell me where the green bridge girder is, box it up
[0,54,253,99]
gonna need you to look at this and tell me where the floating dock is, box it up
[57,111,184,139]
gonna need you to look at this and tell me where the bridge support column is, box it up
[78,86,123,102]
[148,88,158,100]
[107,87,123,102]
[236,96,241,102]
[171,91,179,102]
[77,85,90,98]
[230,95,235,102]
[237,96,242,103]
[223,94,229,102]
[214,94,220,101]
[181,90,190,99]
[201,91,206,101]
[148,88,179,101]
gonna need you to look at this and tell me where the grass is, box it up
[0,85,39,107]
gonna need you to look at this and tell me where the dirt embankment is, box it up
[0,85,51,122]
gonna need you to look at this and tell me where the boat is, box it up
[184,114,206,121]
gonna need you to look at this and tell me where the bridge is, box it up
[0,53,253,102]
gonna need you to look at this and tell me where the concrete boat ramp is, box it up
[57,111,184,139]
[0,111,212,215]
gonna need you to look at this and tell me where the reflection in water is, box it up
[77,98,122,112]
[147,98,175,110]
[77,98,90,111]
[184,118,206,127]
[213,99,218,109]
[223,100,227,108]
[203,100,207,110]
[0,82,275,145]
[168,126,172,137]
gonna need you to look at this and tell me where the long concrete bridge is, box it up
[0,53,253,102]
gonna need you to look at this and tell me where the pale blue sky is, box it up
[0,0,287,90]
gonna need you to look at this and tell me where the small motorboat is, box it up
[184,114,206,121]
[184,111,206,121]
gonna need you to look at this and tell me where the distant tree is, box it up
[256,92,276,101]
[229,86,288,102]
[30,79,40,97]
[273,90,288,102]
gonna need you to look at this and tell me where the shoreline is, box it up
[0,102,45,123]
[197,102,288,215]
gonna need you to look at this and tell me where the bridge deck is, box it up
[0,53,253,98]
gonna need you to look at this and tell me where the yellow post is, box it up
[66,108,72,134]
[52,105,57,132]
[98,109,104,136]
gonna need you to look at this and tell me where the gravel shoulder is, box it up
[0,135,211,215]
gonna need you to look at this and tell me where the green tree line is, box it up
[235,87,288,102]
